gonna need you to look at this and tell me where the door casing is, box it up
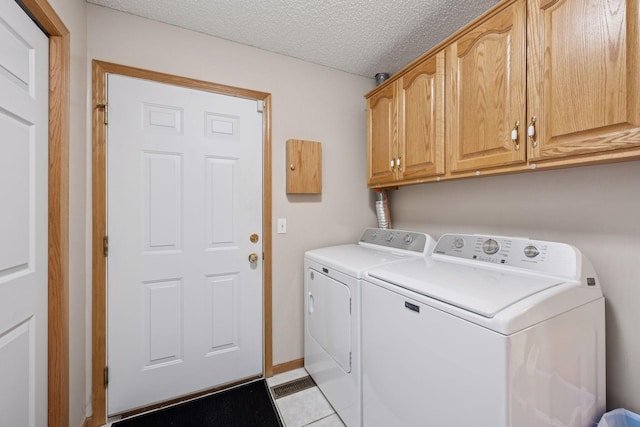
[90,60,273,426]
[15,1,70,426]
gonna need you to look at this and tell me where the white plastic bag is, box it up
[597,409,640,427]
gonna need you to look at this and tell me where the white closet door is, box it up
[0,0,49,426]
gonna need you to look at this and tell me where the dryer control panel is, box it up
[359,228,434,255]
[433,234,580,280]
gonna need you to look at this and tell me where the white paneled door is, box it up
[107,74,264,415]
[0,0,49,426]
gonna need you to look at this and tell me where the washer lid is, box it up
[305,244,411,278]
[367,258,565,318]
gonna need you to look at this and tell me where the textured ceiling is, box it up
[86,0,500,78]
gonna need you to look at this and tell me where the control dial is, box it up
[453,238,465,249]
[403,234,414,244]
[386,232,395,242]
[524,245,540,258]
[482,239,500,255]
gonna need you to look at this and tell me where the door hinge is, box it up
[103,236,109,257]
[103,366,109,388]
[96,103,108,125]
[257,100,264,113]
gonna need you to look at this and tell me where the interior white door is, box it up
[0,0,49,426]
[107,74,264,415]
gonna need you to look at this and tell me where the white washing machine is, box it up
[304,228,436,427]
[362,233,606,427]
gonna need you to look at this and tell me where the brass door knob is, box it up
[248,253,259,263]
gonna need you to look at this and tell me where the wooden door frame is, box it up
[88,60,273,426]
[16,1,70,426]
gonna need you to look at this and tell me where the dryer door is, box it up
[307,269,352,373]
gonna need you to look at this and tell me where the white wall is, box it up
[391,160,640,413]
[86,4,375,371]
[45,0,88,425]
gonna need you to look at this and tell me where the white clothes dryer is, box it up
[362,233,606,427]
[304,228,435,427]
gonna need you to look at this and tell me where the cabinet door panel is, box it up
[447,0,527,172]
[367,84,397,185]
[399,52,445,180]
[528,0,640,160]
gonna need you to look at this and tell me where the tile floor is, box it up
[267,368,345,427]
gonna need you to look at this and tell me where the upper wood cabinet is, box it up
[398,52,445,180]
[367,83,396,186]
[527,0,640,161]
[366,0,640,188]
[447,0,527,173]
[367,52,445,186]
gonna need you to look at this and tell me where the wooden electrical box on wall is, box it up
[286,139,322,194]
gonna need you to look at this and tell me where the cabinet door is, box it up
[398,52,445,180]
[527,0,640,160]
[367,83,397,186]
[447,0,527,172]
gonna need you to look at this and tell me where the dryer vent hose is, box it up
[375,190,391,229]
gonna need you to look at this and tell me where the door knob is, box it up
[248,253,259,263]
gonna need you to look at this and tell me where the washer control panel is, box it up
[359,228,434,255]
[433,234,580,279]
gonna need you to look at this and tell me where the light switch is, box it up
[277,218,287,234]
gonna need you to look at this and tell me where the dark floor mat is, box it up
[113,380,283,427]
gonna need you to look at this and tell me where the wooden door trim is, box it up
[89,60,273,426]
[17,1,70,426]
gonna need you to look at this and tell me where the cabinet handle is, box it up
[397,156,402,171]
[390,158,395,171]
[511,120,520,151]
[528,116,537,148]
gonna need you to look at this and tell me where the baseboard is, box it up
[271,358,304,376]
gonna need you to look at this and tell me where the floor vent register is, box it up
[270,376,316,399]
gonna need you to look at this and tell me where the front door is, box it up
[0,0,49,425]
[106,74,264,415]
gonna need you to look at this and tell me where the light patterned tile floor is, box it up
[268,368,345,427]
